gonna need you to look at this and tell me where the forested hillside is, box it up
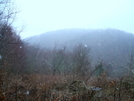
[1,0,134,100]
[25,28,134,66]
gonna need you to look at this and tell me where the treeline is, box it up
[24,44,91,76]
[23,43,134,77]
[1,22,134,78]
[0,0,134,79]
[1,1,134,101]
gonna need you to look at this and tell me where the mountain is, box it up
[24,28,134,66]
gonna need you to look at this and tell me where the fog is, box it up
[14,0,134,38]
[1,1,134,100]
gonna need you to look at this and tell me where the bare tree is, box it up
[71,44,91,77]
[0,0,24,73]
[48,46,66,75]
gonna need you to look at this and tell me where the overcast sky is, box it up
[14,0,134,38]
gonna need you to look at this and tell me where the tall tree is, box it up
[0,0,25,73]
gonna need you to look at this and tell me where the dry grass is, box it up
[0,71,134,101]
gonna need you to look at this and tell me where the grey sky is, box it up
[14,0,134,38]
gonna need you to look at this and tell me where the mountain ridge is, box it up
[24,28,134,66]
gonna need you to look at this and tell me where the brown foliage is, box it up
[0,72,133,101]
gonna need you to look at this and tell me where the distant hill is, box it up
[24,28,134,66]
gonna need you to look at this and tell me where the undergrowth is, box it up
[0,71,134,101]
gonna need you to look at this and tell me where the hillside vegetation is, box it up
[1,0,134,100]
[26,28,134,66]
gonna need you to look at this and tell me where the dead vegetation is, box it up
[0,70,134,101]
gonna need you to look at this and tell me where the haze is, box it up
[15,0,134,38]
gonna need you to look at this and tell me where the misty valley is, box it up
[0,0,134,100]
[1,27,134,101]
